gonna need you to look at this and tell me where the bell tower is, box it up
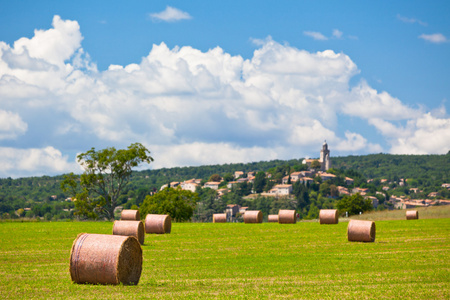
[319,141,331,171]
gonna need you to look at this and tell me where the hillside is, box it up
[0,152,449,221]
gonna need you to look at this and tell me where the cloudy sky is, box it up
[0,1,449,178]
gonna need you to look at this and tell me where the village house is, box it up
[319,172,336,181]
[352,187,369,195]
[365,196,379,209]
[226,204,240,220]
[299,177,314,185]
[234,171,244,179]
[345,177,354,185]
[203,182,220,190]
[180,179,199,192]
[268,184,293,196]
[227,181,238,189]
[337,186,350,195]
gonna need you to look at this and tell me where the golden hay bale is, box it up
[268,214,279,222]
[120,209,140,221]
[145,214,172,234]
[213,213,227,223]
[319,209,339,224]
[406,210,419,220]
[347,220,376,242]
[244,210,263,223]
[278,209,296,224]
[113,220,145,245]
[69,233,142,285]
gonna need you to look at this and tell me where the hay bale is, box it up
[145,214,172,234]
[69,233,142,285]
[244,210,263,223]
[268,214,278,222]
[319,209,339,224]
[278,209,296,224]
[113,220,145,245]
[213,213,227,223]
[347,220,376,242]
[406,210,419,220]
[120,209,140,221]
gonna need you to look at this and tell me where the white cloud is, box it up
[304,31,328,41]
[332,29,343,39]
[0,15,449,178]
[0,110,28,139]
[342,81,420,120]
[397,14,427,26]
[389,113,450,154]
[0,146,80,178]
[150,6,192,22]
[418,33,448,44]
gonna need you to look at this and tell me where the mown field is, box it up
[0,215,449,299]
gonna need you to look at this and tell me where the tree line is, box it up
[0,145,449,221]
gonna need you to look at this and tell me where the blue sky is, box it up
[0,1,449,178]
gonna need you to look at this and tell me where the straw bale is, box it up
[347,220,376,242]
[268,214,279,222]
[278,209,296,224]
[319,209,339,224]
[213,213,227,223]
[244,210,263,223]
[406,210,419,220]
[113,220,145,245]
[121,209,140,221]
[145,214,172,234]
[69,233,142,285]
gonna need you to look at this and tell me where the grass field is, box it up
[0,215,449,299]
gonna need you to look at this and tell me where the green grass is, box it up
[0,218,449,299]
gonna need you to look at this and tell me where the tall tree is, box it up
[61,143,153,220]
[140,187,198,222]
[336,193,373,216]
[253,171,266,193]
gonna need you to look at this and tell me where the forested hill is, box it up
[331,153,450,182]
[0,153,449,220]
[135,153,450,188]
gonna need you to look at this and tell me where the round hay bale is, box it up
[213,213,227,223]
[145,214,172,234]
[121,209,140,221]
[347,220,376,242]
[113,220,145,245]
[406,210,419,220]
[278,209,296,224]
[268,214,279,222]
[69,233,142,285]
[319,209,339,224]
[244,210,263,223]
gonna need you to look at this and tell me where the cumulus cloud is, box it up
[0,16,448,178]
[150,6,192,22]
[418,33,448,44]
[0,110,28,140]
[0,146,80,178]
[389,113,450,154]
[304,31,328,41]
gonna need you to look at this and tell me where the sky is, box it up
[0,1,449,178]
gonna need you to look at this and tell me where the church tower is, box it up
[319,141,331,171]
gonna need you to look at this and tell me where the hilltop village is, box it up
[1,143,449,222]
[153,142,450,221]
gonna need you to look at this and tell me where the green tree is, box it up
[61,143,153,220]
[336,193,373,216]
[140,187,199,222]
[310,160,321,171]
[253,171,266,193]
[208,174,222,182]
